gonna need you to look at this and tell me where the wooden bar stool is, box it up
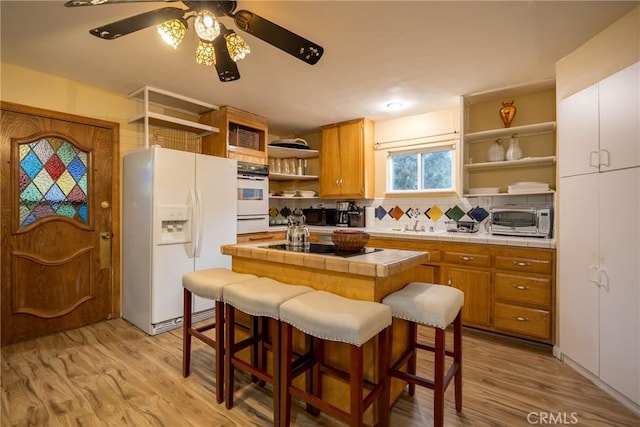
[279,290,392,427]
[182,267,257,404]
[222,277,314,424]
[381,282,464,427]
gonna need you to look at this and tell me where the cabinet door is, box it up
[319,125,343,197]
[558,173,600,376]
[599,62,640,172]
[558,84,599,178]
[598,167,640,404]
[445,267,491,327]
[337,120,365,197]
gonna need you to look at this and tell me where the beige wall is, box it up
[556,5,639,100]
[372,108,460,198]
[0,62,144,156]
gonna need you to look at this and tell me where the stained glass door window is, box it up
[18,137,88,227]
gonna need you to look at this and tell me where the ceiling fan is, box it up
[64,0,324,82]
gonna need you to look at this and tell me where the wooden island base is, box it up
[222,242,430,425]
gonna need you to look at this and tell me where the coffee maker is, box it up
[348,203,365,227]
[336,201,351,227]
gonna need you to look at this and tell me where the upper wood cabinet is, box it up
[319,118,375,199]
[200,106,268,164]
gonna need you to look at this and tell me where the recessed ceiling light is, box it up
[386,102,403,110]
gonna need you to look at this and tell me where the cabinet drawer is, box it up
[494,302,551,340]
[494,255,551,274]
[237,232,284,243]
[444,251,490,268]
[495,274,551,308]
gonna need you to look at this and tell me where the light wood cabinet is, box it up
[361,234,555,343]
[200,106,268,164]
[493,248,554,341]
[236,231,285,244]
[319,118,374,199]
[444,266,492,327]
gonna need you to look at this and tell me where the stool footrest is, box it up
[189,328,218,349]
[231,356,273,384]
[416,341,456,358]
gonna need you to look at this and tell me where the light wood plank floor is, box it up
[2,318,639,426]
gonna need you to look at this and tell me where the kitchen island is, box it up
[220,241,430,425]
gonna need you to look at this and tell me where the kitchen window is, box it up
[386,142,456,194]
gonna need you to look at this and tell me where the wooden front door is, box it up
[1,102,119,345]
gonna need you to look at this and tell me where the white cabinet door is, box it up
[599,62,640,172]
[599,167,640,404]
[558,84,599,178]
[558,173,600,375]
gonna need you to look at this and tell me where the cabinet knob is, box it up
[512,316,530,322]
[512,284,530,291]
[460,256,474,261]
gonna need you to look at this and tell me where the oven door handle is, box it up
[238,175,267,181]
[238,215,269,220]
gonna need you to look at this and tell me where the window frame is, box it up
[385,141,458,196]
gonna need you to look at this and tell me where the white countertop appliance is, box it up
[122,146,238,335]
[489,205,553,238]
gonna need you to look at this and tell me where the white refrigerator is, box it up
[122,146,237,335]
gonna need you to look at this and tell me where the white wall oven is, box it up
[237,162,269,234]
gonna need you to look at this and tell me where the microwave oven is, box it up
[489,206,553,238]
[303,208,337,226]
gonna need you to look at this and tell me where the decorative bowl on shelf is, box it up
[281,190,297,196]
[296,190,316,198]
[331,230,370,252]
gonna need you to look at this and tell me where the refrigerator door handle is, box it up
[189,188,198,258]
[194,188,204,257]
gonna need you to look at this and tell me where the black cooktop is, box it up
[262,243,382,258]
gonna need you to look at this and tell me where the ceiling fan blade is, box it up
[89,7,186,40]
[213,31,241,82]
[65,0,178,6]
[233,10,323,65]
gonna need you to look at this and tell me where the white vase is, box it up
[487,139,505,162]
[505,136,522,161]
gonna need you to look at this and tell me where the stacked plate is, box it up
[507,182,550,193]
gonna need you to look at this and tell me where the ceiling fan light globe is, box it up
[225,32,250,62]
[194,10,220,42]
[195,40,216,67]
[157,18,186,49]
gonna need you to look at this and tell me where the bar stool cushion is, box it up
[280,290,392,346]
[223,277,314,319]
[382,282,464,329]
[182,268,257,300]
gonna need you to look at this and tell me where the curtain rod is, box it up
[374,130,459,147]
[374,130,459,150]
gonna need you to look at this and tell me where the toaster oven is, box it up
[489,206,553,238]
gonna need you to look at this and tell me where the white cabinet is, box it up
[558,62,640,178]
[558,61,640,406]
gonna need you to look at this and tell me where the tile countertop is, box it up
[267,226,556,249]
[221,241,429,278]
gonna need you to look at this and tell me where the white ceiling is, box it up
[1,1,638,135]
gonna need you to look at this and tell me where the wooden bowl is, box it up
[331,230,370,252]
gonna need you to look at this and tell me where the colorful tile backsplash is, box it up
[269,194,554,230]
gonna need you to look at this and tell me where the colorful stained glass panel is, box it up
[18,138,88,227]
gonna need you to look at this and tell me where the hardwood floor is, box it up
[2,318,638,426]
